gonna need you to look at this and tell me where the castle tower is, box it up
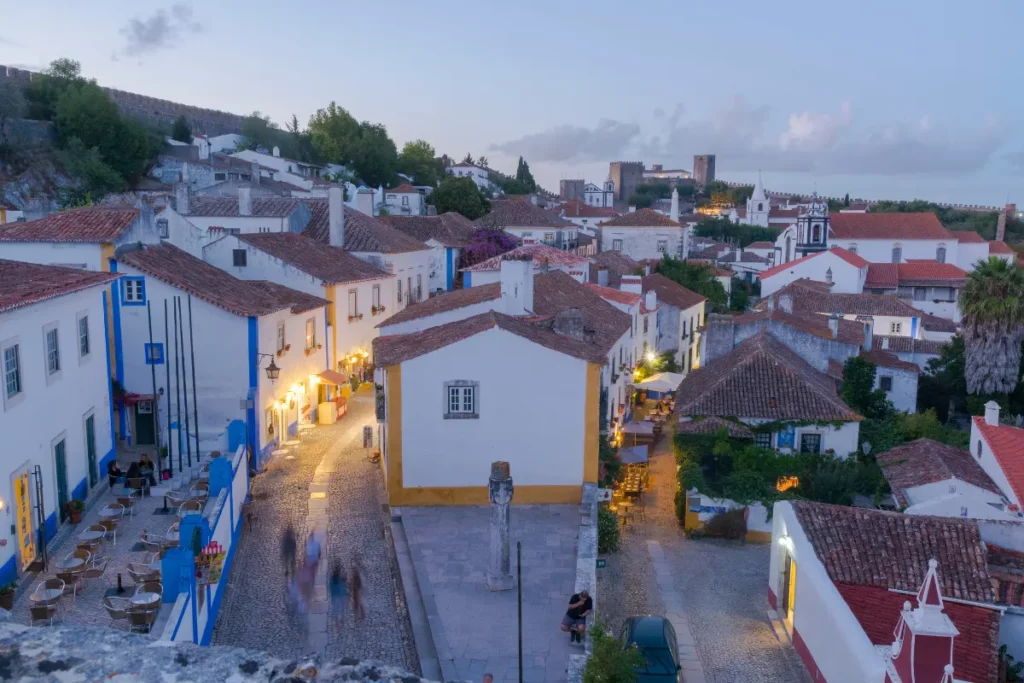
[746,172,770,227]
[794,192,830,258]
[889,559,959,683]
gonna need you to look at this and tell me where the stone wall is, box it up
[0,65,246,136]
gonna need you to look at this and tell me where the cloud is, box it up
[1005,150,1024,174]
[116,3,201,59]
[0,36,23,47]
[778,102,852,152]
[489,119,642,163]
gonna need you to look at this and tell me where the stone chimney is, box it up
[355,189,374,216]
[778,293,793,314]
[251,161,260,186]
[828,313,838,339]
[272,146,280,158]
[426,204,437,216]
[670,187,679,223]
[328,184,345,248]
[238,185,252,216]
[174,182,190,216]
[597,267,609,287]
[881,336,889,350]
[645,290,656,311]
[862,321,873,351]
[620,275,642,295]
[889,559,959,683]
[500,256,534,316]
[553,308,585,341]
[985,400,1001,426]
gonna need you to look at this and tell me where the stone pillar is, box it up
[487,461,514,591]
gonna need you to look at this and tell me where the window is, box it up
[214,172,226,181]
[913,287,926,301]
[880,376,893,392]
[276,322,286,352]
[416,275,422,302]
[3,344,21,399]
[891,246,902,263]
[402,196,409,207]
[544,232,555,243]
[849,244,857,254]
[754,432,772,449]
[643,316,648,334]
[825,267,833,284]
[936,246,946,263]
[348,290,358,317]
[612,239,623,250]
[757,202,763,212]
[232,249,247,267]
[444,380,479,418]
[800,433,821,454]
[407,277,412,303]
[977,440,982,458]
[305,318,316,350]
[45,327,60,375]
[122,277,146,305]
[144,343,164,365]
[397,279,403,305]
[812,225,821,242]
[682,319,687,339]
[77,315,89,358]
[890,321,902,334]
[657,239,668,253]
[156,218,169,238]
[960,506,968,517]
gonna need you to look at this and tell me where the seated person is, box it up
[138,454,157,487]
[559,589,593,644]
[125,462,142,489]
[107,460,125,488]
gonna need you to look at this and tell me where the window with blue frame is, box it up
[144,343,164,365]
[122,277,146,305]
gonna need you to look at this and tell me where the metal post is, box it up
[146,301,162,471]
[173,297,184,474]
[164,300,174,476]
[187,295,201,462]
[177,298,192,469]
[517,541,523,683]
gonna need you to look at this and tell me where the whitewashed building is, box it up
[641,273,706,373]
[599,208,684,261]
[475,199,578,251]
[972,402,1024,511]
[583,180,615,208]
[381,184,424,216]
[231,148,324,189]
[113,243,330,466]
[0,261,119,586]
[377,212,476,293]
[445,162,493,190]
[556,200,619,232]
[462,244,590,287]
[759,247,870,298]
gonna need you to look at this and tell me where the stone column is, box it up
[487,461,514,591]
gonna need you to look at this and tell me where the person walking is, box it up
[329,559,348,624]
[281,523,297,578]
[349,563,365,620]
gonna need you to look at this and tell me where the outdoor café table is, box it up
[30,588,62,604]
[131,592,160,606]
[165,528,179,543]
[97,506,122,520]
[77,529,104,543]
[54,557,85,571]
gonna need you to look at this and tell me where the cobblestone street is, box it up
[598,435,811,683]
[210,390,418,672]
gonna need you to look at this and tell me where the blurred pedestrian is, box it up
[281,523,297,577]
[349,563,365,620]
[329,559,348,624]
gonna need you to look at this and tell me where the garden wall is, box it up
[682,491,772,543]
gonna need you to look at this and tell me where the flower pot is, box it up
[69,510,83,524]
[0,592,13,611]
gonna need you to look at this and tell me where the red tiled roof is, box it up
[952,230,986,244]
[599,208,681,228]
[768,207,800,220]
[920,311,959,333]
[974,416,1024,505]
[835,583,999,683]
[791,500,994,603]
[990,240,1015,255]
[675,416,753,438]
[859,349,921,373]
[730,308,865,346]
[746,241,774,249]
[758,280,927,318]
[237,233,390,285]
[830,246,870,268]
[373,310,609,366]
[475,199,574,229]
[377,283,501,328]
[863,263,899,289]
[892,261,968,287]
[0,260,119,313]
[871,335,945,355]
[758,252,818,279]
[683,260,732,277]
[876,438,1001,507]
[642,273,706,311]
[463,244,589,272]
[386,184,419,194]
[186,196,302,218]
[760,247,867,280]
[117,243,328,317]
[674,331,859,422]
[377,212,475,248]
[585,283,641,306]
[0,207,139,243]
[830,212,950,240]
[556,201,618,219]
[301,202,429,253]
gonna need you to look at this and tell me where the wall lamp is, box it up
[256,353,280,382]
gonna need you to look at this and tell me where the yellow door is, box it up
[14,471,35,571]
[785,555,797,622]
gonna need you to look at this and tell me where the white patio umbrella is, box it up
[636,372,684,393]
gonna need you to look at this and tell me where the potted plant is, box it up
[65,499,85,524]
[0,581,16,610]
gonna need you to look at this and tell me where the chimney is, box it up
[670,187,679,223]
[985,400,1001,426]
[174,182,190,216]
[767,295,775,312]
[355,189,374,216]
[889,560,959,683]
[778,293,793,314]
[426,204,437,216]
[881,336,889,350]
[198,139,209,161]
[272,146,281,158]
[628,205,637,213]
[597,267,609,287]
[238,185,252,216]
[328,184,345,248]
[827,313,838,339]
[644,290,657,312]
[500,256,534,316]
[553,308,585,341]
[862,321,873,351]
[620,275,642,295]
[251,161,260,186]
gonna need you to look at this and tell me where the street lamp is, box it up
[256,353,280,382]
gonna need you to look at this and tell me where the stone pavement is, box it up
[402,505,580,683]
[211,391,418,671]
[597,433,811,683]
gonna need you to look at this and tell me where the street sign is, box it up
[363,425,373,449]
[596,559,606,569]
[597,488,612,502]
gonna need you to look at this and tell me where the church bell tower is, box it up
[795,193,829,258]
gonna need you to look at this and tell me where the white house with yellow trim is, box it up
[372,310,601,506]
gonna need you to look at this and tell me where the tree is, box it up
[499,177,534,195]
[241,111,279,151]
[583,621,642,683]
[841,356,891,419]
[515,156,536,192]
[171,115,192,143]
[919,336,966,420]
[23,58,84,121]
[56,138,125,207]
[308,103,397,186]
[398,139,442,187]
[429,176,491,220]
[462,153,475,165]
[729,185,754,206]
[477,155,488,169]
[843,193,851,207]
[654,256,728,312]
[729,277,751,311]
[628,194,653,209]
[350,121,398,187]
[960,257,1024,395]
[695,217,780,247]
[634,182,672,200]
[0,81,25,149]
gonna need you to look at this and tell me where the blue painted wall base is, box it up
[0,556,15,588]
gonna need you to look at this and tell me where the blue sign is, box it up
[777,424,796,449]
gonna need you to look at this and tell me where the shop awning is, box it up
[318,369,347,386]
[620,445,648,464]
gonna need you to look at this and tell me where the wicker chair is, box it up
[98,518,119,547]
[127,604,159,633]
[103,596,132,629]
[127,477,149,498]
[54,571,80,603]
[117,494,137,517]
[29,602,58,626]
[82,556,110,584]
[139,532,162,554]
[127,564,159,585]
[165,489,191,508]
[177,500,202,519]
[69,549,91,563]
[76,540,100,556]
[134,580,162,597]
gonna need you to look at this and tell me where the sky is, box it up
[2,0,1023,206]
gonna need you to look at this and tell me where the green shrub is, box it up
[597,506,620,554]
[704,508,747,540]
[583,620,643,683]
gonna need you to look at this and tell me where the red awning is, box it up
[318,369,347,386]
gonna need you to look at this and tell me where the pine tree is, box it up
[515,156,525,182]
[520,158,536,192]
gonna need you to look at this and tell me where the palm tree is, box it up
[960,257,1024,395]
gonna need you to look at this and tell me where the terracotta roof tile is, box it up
[859,349,921,373]
[920,311,959,333]
[585,283,641,306]
[746,241,774,249]
[463,244,589,272]
[952,230,986,244]
[642,273,706,311]
[876,438,1001,507]
[873,261,969,287]
[674,331,859,421]
[186,196,302,218]
[475,199,574,229]
[589,250,640,286]
[377,283,501,328]
[683,260,732,277]
[760,247,867,280]
[675,416,753,438]
[830,247,870,268]
[386,184,419,194]
[373,310,608,366]
[0,260,119,313]
[864,263,899,289]
[117,243,328,317]
[0,207,139,243]
[237,233,390,285]
[600,208,681,228]
[377,212,475,248]
[974,416,1024,505]
[301,202,429,253]
[556,201,618,219]
[989,240,1015,255]
[729,308,865,346]
[759,279,927,318]
[791,500,994,603]
[871,336,945,355]
[830,212,951,240]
